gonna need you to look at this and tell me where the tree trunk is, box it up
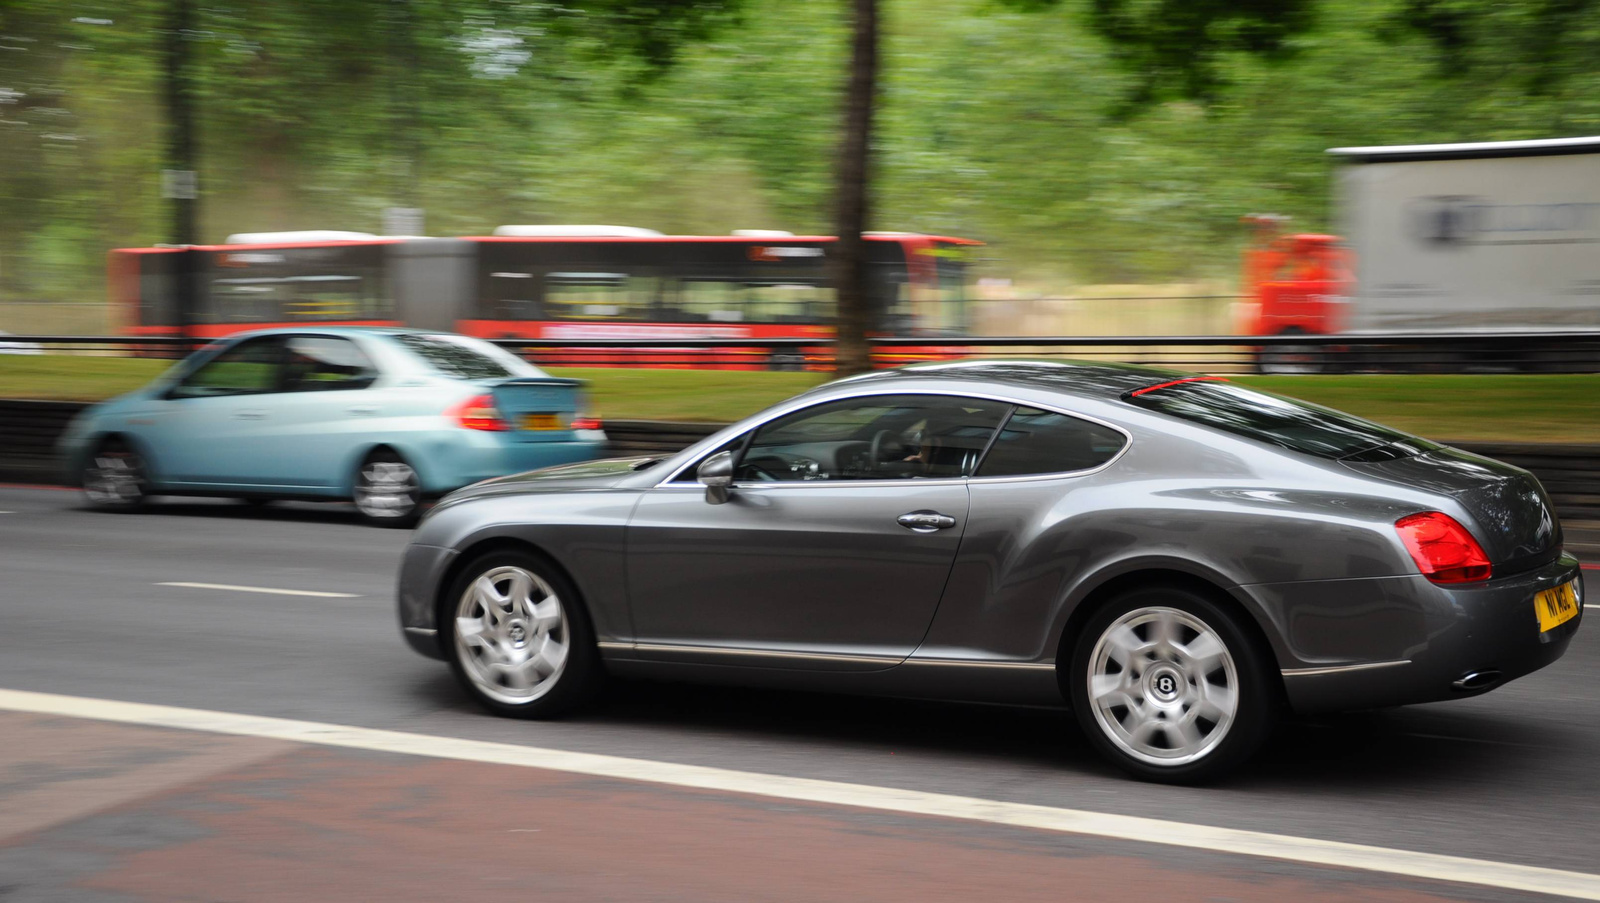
[164,0,199,345]
[830,0,878,376]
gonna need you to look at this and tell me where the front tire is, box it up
[1068,586,1276,783]
[443,550,603,719]
[82,439,150,511]
[352,448,421,527]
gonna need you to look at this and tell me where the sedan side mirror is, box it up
[698,450,735,505]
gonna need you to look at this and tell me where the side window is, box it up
[283,336,376,391]
[975,407,1126,477]
[736,394,1009,482]
[172,336,284,398]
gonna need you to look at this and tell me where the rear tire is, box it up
[82,438,150,512]
[443,549,603,719]
[352,448,421,527]
[1068,585,1276,784]
[1256,328,1324,375]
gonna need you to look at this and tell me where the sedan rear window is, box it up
[393,333,521,380]
[1126,379,1434,460]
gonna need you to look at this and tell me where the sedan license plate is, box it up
[1535,580,1580,633]
[520,412,562,431]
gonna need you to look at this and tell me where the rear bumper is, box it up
[417,433,606,495]
[1251,555,1584,714]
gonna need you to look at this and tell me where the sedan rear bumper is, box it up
[1256,555,1583,714]
[417,434,606,495]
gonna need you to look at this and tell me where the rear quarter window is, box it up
[1126,379,1434,460]
[975,407,1126,477]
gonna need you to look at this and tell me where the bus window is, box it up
[545,272,657,320]
[745,282,833,323]
[201,245,391,324]
[674,280,748,323]
[672,280,834,324]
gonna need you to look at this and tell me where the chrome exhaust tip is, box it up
[1452,670,1503,692]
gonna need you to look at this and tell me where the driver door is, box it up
[624,393,1010,669]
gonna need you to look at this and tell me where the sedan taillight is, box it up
[570,416,603,431]
[448,394,509,431]
[1394,512,1491,584]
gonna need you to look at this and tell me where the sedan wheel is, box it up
[82,441,149,511]
[445,552,601,718]
[1070,587,1274,783]
[353,450,420,526]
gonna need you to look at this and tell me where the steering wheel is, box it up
[870,429,898,474]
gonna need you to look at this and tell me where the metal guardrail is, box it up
[3,333,1599,373]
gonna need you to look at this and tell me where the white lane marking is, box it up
[156,582,360,599]
[0,510,14,514]
[0,690,1596,900]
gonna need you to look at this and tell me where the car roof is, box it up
[218,326,438,341]
[826,360,1188,401]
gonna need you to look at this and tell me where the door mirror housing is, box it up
[698,450,734,504]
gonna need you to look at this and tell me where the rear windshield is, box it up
[1126,379,1436,461]
[393,333,527,380]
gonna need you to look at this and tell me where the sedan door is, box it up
[261,334,384,490]
[625,393,1010,669]
[150,335,291,486]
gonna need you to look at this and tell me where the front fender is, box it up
[407,489,643,645]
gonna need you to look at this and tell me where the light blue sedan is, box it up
[60,327,607,525]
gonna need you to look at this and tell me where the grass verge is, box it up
[0,356,1592,443]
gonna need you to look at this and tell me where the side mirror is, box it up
[698,450,735,505]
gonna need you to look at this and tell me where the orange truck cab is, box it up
[1236,216,1354,337]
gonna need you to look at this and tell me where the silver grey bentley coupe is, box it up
[396,361,1583,782]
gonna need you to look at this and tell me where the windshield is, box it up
[393,333,540,380]
[1126,379,1437,461]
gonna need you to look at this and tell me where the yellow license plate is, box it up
[520,413,561,431]
[1535,580,1580,633]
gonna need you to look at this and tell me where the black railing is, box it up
[3,332,1599,373]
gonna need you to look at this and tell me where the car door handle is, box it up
[347,405,379,416]
[897,511,957,532]
[232,409,268,421]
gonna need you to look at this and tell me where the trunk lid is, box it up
[1342,446,1562,569]
[481,377,588,442]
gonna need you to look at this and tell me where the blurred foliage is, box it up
[1008,0,1317,107]
[1,0,1598,305]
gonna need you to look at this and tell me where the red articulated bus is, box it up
[111,227,981,369]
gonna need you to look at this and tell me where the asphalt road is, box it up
[2,483,1597,896]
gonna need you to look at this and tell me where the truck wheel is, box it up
[1256,328,1324,375]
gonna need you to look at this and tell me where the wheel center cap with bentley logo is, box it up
[1148,667,1183,703]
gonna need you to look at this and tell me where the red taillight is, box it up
[570,416,603,431]
[1394,512,1491,584]
[448,394,509,431]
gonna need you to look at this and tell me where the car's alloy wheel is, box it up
[83,441,148,510]
[444,552,601,718]
[353,450,420,526]
[1070,587,1274,783]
